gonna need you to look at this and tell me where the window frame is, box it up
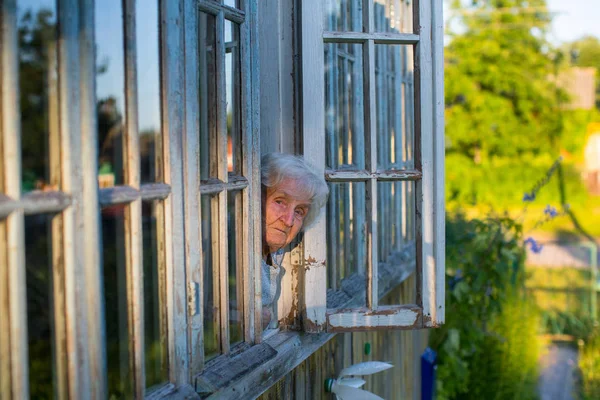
[300,0,445,332]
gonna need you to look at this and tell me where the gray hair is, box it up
[261,153,329,230]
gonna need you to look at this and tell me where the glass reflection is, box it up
[225,20,241,174]
[96,0,126,187]
[202,195,219,359]
[375,44,414,170]
[143,201,167,388]
[374,0,413,34]
[326,182,366,305]
[102,205,132,398]
[324,0,363,32]
[199,12,218,180]
[136,0,161,184]
[377,180,416,305]
[18,2,57,193]
[228,191,243,345]
[324,42,365,169]
[25,214,56,399]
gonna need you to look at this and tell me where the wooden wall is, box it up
[259,274,428,400]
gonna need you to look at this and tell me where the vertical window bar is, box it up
[432,0,445,325]
[183,0,205,374]
[215,11,231,353]
[415,0,435,324]
[244,0,262,342]
[1,0,29,396]
[239,0,255,344]
[79,0,107,396]
[123,0,146,395]
[351,0,366,276]
[57,0,90,395]
[363,0,379,309]
[47,37,70,399]
[160,0,189,385]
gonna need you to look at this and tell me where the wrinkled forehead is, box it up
[270,178,314,203]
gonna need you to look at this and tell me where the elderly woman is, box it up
[261,153,329,328]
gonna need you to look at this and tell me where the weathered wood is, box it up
[323,31,419,44]
[432,0,446,326]
[1,1,29,396]
[328,304,422,331]
[199,175,248,194]
[123,0,146,395]
[198,0,245,24]
[57,0,91,395]
[160,0,189,384]
[78,0,107,396]
[215,11,231,353]
[301,0,327,332]
[183,0,205,376]
[98,183,172,206]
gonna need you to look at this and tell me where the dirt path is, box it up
[538,343,578,400]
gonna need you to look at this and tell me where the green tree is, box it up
[445,0,563,162]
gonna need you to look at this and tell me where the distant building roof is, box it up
[557,67,596,110]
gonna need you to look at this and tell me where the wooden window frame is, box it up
[300,0,445,333]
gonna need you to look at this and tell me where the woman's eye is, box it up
[295,208,306,218]
[274,199,284,205]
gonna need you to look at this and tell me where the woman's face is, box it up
[264,178,312,254]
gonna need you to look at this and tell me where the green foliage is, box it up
[579,328,600,400]
[430,213,541,400]
[446,0,562,161]
[446,154,587,209]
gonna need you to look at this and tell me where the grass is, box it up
[579,330,600,400]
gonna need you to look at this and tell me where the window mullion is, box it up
[160,0,189,384]
[57,0,92,394]
[215,11,231,353]
[238,0,257,344]
[364,37,378,310]
[48,34,70,400]
[0,0,28,396]
[183,0,205,375]
[79,0,106,396]
[122,0,146,395]
[415,0,438,326]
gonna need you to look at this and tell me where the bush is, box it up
[579,329,600,400]
[431,212,541,400]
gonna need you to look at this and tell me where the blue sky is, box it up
[546,0,600,44]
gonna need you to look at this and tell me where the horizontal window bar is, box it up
[327,304,423,332]
[198,0,245,24]
[325,169,422,182]
[99,183,172,206]
[0,191,72,219]
[323,31,420,45]
[199,175,248,194]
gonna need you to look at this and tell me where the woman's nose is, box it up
[280,209,295,226]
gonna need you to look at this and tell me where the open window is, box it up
[300,0,445,332]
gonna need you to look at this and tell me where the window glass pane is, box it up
[96,0,125,187]
[137,0,161,184]
[225,20,242,175]
[324,0,363,32]
[378,180,416,305]
[224,0,238,9]
[326,182,367,307]
[199,12,218,180]
[25,215,56,398]
[325,42,365,169]
[18,1,57,193]
[227,190,243,345]
[102,205,132,398]
[143,201,168,388]
[374,0,413,34]
[376,44,414,170]
[201,195,219,359]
